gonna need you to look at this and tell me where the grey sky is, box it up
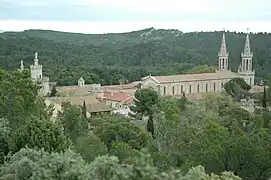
[0,0,270,33]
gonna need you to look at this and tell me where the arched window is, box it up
[189,85,192,93]
[164,87,166,95]
[221,82,224,88]
[205,84,208,92]
[213,83,216,91]
[250,78,252,85]
[181,85,183,93]
[172,86,175,95]
[197,84,200,93]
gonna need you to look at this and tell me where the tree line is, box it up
[1,29,271,86]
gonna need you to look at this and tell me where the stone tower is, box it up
[30,52,43,82]
[30,52,50,96]
[218,30,229,71]
[238,29,255,86]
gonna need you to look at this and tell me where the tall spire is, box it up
[242,28,253,57]
[219,29,228,57]
[218,29,229,71]
[238,28,255,86]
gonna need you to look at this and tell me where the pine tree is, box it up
[262,86,267,108]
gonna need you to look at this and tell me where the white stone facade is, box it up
[141,30,256,98]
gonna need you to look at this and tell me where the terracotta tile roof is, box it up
[103,83,137,90]
[142,71,238,83]
[103,91,134,104]
[46,96,113,113]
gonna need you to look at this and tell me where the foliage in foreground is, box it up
[0,148,241,180]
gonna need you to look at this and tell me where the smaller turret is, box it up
[78,77,85,87]
[20,60,24,71]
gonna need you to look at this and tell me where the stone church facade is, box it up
[141,30,256,97]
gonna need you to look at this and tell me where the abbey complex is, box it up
[19,30,263,116]
[141,30,256,98]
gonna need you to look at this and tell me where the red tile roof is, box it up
[103,91,134,104]
[103,83,137,90]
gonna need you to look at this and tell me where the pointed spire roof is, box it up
[242,28,253,57]
[34,52,39,65]
[218,29,228,57]
[78,77,84,81]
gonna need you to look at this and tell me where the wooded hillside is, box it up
[0,28,271,85]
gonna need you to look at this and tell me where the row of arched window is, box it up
[163,82,224,95]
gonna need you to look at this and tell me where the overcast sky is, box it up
[0,0,270,33]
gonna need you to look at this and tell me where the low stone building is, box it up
[99,91,134,117]
[46,96,113,117]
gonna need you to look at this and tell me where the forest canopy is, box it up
[0,28,271,86]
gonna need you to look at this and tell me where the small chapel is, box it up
[141,29,256,98]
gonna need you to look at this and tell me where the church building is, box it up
[141,30,256,98]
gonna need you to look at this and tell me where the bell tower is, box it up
[30,52,43,82]
[238,28,255,86]
[218,29,229,71]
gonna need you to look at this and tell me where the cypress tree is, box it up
[263,86,267,108]
[82,100,87,119]
[50,85,57,97]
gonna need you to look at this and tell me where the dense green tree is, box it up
[0,118,11,164]
[0,69,39,128]
[0,147,241,180]
[11,116,70,153]
[224,78,251,100]
[50,85,57,97]
[58,102,88,142]
[75,132,107,162]
[93,117,150,150]
[131,88,159,137]
[109,142,139,163]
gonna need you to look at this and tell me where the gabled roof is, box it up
[102,83,137,90]
[46,96,113,113]
[142,71,238,83]
[103,91,134,104]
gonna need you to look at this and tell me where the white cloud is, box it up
[0,20,270,34]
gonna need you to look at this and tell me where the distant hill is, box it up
[1,28,182,47]
[0,28,271,86]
